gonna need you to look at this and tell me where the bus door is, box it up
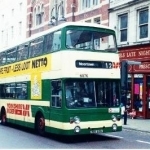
[50,80,62,126]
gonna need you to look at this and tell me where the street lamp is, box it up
[48,0,66,26]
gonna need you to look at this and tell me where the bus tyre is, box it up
[1,110,7,125]
[35,114,45,136]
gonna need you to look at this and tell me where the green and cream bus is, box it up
[0,22,122,136]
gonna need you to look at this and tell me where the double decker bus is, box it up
[0,22,122,136]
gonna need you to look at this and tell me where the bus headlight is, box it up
[111,115,117,122]
[74,126,80,133]
[74,116,80,124]
[112,124,117,131]
[116,115,121,121]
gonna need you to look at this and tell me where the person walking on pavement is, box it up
[120,103,125,118]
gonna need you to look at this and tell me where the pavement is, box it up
[122,117,150,133]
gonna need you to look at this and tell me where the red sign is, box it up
[119,46,150,60]
[133,62,150,72]
[7,103,30,117]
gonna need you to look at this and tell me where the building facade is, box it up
[0,0,27,50]
[109,0,150,118]
[26,0,109,37]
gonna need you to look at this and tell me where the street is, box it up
[1,124,150,149]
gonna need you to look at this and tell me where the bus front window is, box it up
[66,29,117,52]
[65,81,96,108]
[65,80,120,109]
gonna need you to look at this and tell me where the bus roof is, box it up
[0,22,114,52]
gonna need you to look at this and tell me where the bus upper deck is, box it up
[0,22,118,67]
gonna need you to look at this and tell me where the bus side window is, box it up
[44,33,54,53]
[29,37,44,58]
[0,84,5,98]
[51,80,62,108]
[17,43,29,61]
[6,48,17,64]
[0,52,6,65]
[52,30,61,51]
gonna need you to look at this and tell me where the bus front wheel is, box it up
[35,114,45,136]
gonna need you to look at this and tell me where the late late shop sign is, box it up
[119,48,150,60]
[119,45,150,73]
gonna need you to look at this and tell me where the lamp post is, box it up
[48,0,66,26]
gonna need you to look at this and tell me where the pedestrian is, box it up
[120,103,125,118]
[129,109,136,119]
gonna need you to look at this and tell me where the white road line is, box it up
[105,134,123,139]
[136,140,150,145]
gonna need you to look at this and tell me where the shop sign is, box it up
[133,62,150,72]
[119,48,150,60]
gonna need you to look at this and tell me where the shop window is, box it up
[127,76,131,110]
[133,77,143,112]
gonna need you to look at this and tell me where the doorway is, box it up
[146,75,150,118]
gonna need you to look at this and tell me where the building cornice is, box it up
[108,0,149,12]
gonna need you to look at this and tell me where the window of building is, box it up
[1,14,4,24]
[33,8,36,26]
[93,0,98,5]
[36,6,40,25]
[11,26,14,39]
[12,9,14,17]
[19,22,22,36]
[138,9,148,39]
[1,30,4,44]
[41,4,44,23]
[19,2,22,12]
[85,20,91,23]
[34,4,44,26]
[81,0,99,10]
[119,13,128,42]
[82,0,90,9]
[5,30,8,45]
[94,17,100,24]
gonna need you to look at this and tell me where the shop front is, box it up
[119,44,150,119]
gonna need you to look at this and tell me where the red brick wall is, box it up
[26,0,50,37]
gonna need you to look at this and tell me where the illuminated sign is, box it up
[76,60,113,69]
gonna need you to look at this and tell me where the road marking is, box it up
[136,140,150,145]
[105,134,123,139]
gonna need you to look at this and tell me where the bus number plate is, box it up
[90,129,103,134]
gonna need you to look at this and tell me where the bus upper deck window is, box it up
[52,31,61,51]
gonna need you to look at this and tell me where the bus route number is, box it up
[104,62,112,69]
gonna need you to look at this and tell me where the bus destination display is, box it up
[75,60,112,69]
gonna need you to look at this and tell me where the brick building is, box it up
[26,0,109,37]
